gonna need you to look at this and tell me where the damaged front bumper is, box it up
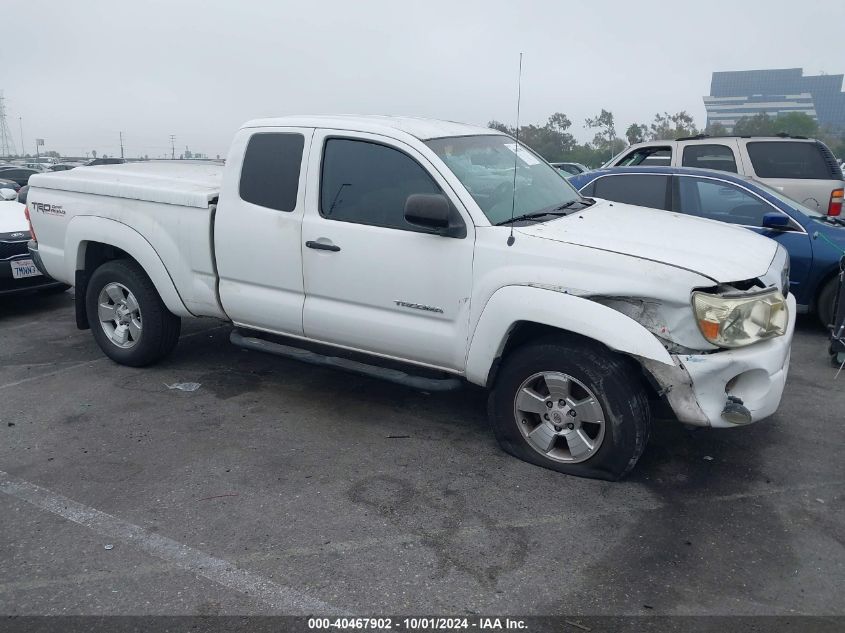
[642,293,797,428]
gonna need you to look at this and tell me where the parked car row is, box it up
[604,135,844,217]
[0,186,66,295]
[569,166,845,326]
[0,165,41,187]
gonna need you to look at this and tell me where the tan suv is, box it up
[605,135,844,216]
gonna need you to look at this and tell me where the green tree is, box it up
[585,109,619,155]
[487,113,576,161]
[704,122,728,137]
[487,120,512,135]
[772,112,818,137]
[625,123,648,145]
[649,111,698,140]
[733,113,775,136]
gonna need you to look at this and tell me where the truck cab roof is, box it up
[241,115,501,141]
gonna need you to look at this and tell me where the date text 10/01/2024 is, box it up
[307,617,528,630]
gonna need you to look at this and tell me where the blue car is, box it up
[569,166,845,325]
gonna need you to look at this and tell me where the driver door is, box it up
[300,131,475,371]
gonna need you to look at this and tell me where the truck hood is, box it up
[515,199,778,283]
[0,200,28,234]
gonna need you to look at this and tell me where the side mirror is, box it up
[404,193,463,237]
[761,212,790,230]
[16,185,28,205]
[0,188,16,201]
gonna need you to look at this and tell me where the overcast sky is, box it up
[6,0,844,158]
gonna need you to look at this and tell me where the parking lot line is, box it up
[0,324,229,392]
[0,359,106,391]
[1,473,841,600]
[0,470,345,615]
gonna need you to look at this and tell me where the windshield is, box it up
[752,179,826,218]
[426,135,582,225]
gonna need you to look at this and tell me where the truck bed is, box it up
[29,161,223,208]
[28,161,228,321]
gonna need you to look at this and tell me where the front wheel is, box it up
[489,336,651,480]
[86,259,181,367]
[817,276,840,328]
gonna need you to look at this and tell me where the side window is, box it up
[681,144,738,173]
[239,132,305,212]
[592,175,669,209]
[579,181,596,196]
[320,138,441,231]
[676,177,773,226]
[616,147,672,167]
[746,141,840,179]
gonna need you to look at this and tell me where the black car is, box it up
[0,167,40,187]
[0,178,21,192]
[0,190,68,296]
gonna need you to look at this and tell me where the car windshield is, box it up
[426,135,582,225]
[752,179,826,218]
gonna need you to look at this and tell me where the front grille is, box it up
[0,240,29,260]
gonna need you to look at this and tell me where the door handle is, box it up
[305,240,341,252]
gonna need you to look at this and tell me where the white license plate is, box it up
[11,258,42,280]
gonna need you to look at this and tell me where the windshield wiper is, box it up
[495,198,594,226]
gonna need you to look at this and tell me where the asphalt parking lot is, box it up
[0,290,843,616]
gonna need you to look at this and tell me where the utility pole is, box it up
[119,131,124,159]
[169,134,175,160]
[0,91,18,157]
[18,117,24,157]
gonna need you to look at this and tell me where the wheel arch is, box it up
[67,216,192,329]
[465,285,674,388]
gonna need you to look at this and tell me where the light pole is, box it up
[18,117,24,157]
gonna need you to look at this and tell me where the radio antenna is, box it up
[507,52,523,247]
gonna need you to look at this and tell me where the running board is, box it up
[230,330,462,392]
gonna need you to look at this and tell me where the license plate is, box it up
[11,258,42,279]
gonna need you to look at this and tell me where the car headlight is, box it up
[692,290,788,348]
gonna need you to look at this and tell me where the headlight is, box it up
[692,290,788,348]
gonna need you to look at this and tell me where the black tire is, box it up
[817,276,839,328]
[489,335,651,481]
[86,259,181,367]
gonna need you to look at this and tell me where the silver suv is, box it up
[605,135,844,216]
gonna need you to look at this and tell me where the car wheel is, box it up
[86,259,181,367]
[489,335,651,480]
[817,276,840,328]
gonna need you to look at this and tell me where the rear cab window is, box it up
[745,141,843,180]
[239,132,305,211]
[681,144,738,173]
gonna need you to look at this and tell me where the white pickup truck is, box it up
[26,115,796,480]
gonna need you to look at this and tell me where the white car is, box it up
[0,188,65,295]
[26,116,795,480]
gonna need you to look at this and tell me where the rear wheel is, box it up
[489,336,650,480]
[817,276,839,328]
[86,259,181,366]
